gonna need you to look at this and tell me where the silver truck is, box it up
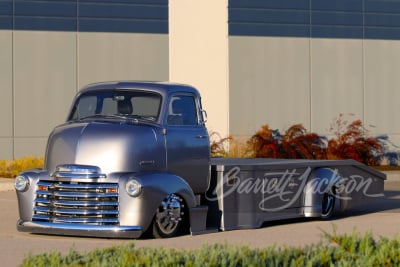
[15,81,386,238]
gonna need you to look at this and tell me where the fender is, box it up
[15,170,45,222]
[118,172,197,233]
[303,168,340,217]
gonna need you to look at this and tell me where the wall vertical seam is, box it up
[76,0,79,92]
[309,0,313,131]
[11,0,15,159]
[362,0,366,130]
[226,0,230,139]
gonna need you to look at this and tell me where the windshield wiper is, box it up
[78,114,145,125]
[78,114,157,124]
[79,114,129,120]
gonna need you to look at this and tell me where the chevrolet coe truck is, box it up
[15,81,386,238]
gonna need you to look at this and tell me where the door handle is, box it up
[196,135,208,139]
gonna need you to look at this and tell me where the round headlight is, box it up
[15,175,30,192]
[125,179,142,197]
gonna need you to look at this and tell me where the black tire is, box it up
[320,190,335,220]
[152,194,184,238]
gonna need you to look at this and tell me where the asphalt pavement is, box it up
[1,171,399,266]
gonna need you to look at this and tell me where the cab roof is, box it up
[78,81,201,98]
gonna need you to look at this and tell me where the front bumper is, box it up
[17,220,142,239]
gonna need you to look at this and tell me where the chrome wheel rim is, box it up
[155,194,183,235]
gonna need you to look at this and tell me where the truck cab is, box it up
[16,81,211,238]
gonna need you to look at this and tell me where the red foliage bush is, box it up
[249,124,326,160]
[248,115,383,165]
[282,124,327,159]
[327,115,382,165]
[248,125,279,158]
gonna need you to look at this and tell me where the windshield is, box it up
[68,90,162,122]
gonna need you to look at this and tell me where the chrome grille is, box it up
[33,181,119,225]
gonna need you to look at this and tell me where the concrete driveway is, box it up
[0,179,399,266]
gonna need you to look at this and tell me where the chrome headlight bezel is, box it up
[14,175,30,192]
[125,179,142,197]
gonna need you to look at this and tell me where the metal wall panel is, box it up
[13,0,77,31]
[0,0,12,29]
[1,0,168,34]
[78,32,168,87]
[0,30,13,159]
[0,139,13,159]
[229,0,400,40]
[229,36,311,137]
[78,1,168,33]
[229,35,400,143]
[311,38,364,135]
[228,0,400,144]
[229,0,309,10]
[13,31,77,139]
[311,0,362,11]
[1,0,170,158]
[364,39,400,135]
[229,0,309,37]
[14,137,47,158]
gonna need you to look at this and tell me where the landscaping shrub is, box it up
[210,131,232,157]
[227,136,254,158]
[247,124,280,158]
[0,156,44,178]
[249,124,327,160]
[212,115,386,166]
[327,114,383,165]
[210,131,253,158]
[20,229,400,267]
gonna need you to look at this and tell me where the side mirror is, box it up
[201,109,208,124]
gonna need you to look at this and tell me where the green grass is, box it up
[20,227,400,267]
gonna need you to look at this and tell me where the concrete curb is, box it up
[0,178,15,192]
[1,170,399,192]
[383,170,400,181]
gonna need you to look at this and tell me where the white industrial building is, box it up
[1,0,400,158]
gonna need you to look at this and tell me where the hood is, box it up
[45,121,166,174]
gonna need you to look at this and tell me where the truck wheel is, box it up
[152,194,184,238]
[320,190,335,220]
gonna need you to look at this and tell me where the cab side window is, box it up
[167,96,198,125]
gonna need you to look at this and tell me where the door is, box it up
[164,94,210,194]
